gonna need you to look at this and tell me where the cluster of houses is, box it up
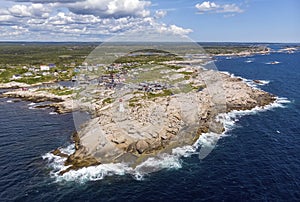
[137,82,168,92]
[10,64,69,81]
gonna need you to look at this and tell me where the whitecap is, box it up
[49,112,58,115]
[266,61,281,65]
[245,58,255,63]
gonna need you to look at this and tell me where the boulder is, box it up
[136,140,149,154]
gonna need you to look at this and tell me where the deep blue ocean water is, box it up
[0,45,300,201]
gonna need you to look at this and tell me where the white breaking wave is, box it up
[49,112,58,115]
[217,96,290,132]
[43,96,291,183]
[220,71,270,89]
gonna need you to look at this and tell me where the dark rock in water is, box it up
[34,105,50,109]
[253,80,263,84]
[51,149,68,158]
[61,152,100,175]
[57,131,101,175]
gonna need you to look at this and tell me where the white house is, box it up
[11,74,23,80]
[40,65,50,71]
[24,72,33,77]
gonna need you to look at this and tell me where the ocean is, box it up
[0,44,299,201]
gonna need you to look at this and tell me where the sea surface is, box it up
[0,44,300,201]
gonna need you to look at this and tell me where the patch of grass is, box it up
[102,97,114,105]
[144,89,173,99]
[115,49,183,64]
[17,75,55,84]
[105,70,120,74]
[129,97,141,107]
[192,84,207,91]
[162,64,183,70]
[184,75,191,80]
[179,71,193,75]
[37,87,73,96]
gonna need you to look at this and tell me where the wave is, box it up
[266,61,281,65]
[43,97,290,183]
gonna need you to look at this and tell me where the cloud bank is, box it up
[0,0,191,41]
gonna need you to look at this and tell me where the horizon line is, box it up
[0,40,299,44]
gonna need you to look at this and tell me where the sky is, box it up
[0,0,299,42]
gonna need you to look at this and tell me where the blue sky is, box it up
[0,0,299,42]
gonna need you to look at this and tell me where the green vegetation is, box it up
[203,45,268,55]
[102,97,114,105]
[162,64,184,70]
[0,42,268,87]
[115,49,183,64]
[38,87,73,96]
[128,89,173,107]
[184,75,191,80]
[179,71,193,75]
[0,67,27,83]
[144,89,173,99]
[0,42,97,66]
[18,76,55,84]
[105,70,120,74]
[129,97,142,107]
[194,84,206,91]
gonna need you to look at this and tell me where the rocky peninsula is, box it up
[1,49,276,175]
[60,51,275,174]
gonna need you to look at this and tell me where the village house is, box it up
[23,72,33,77]
[11,74,22,80]
[40,65,50,71]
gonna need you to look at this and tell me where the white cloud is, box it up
[168,24,193,35]
[7,3,52,18]
[195,1,243,14]
[195,1,219,12]
[155,10,167,18]
[63,0,151,18]
[221,4,243,13]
